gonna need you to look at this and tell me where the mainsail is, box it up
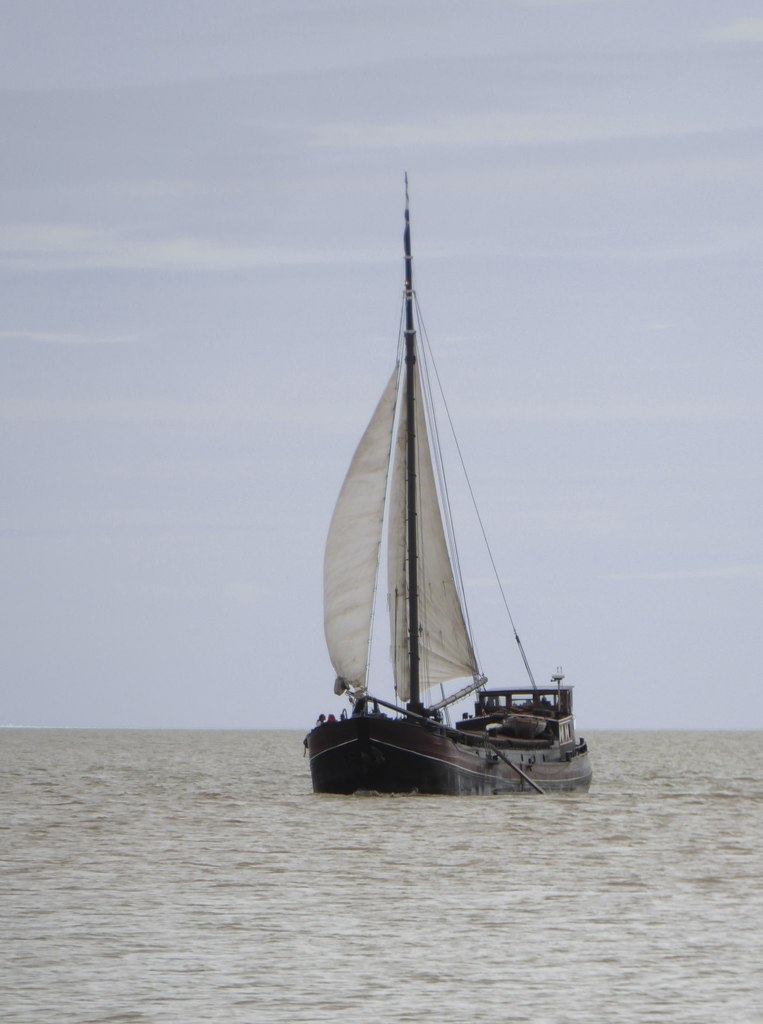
[323,370,398,691]
[388,363,478,701]
[325,180,478,707]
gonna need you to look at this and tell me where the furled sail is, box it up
[388,364,478,701]
[324,370,398,692]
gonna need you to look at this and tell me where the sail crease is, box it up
[324,370,398,690]
[387,364,478,701]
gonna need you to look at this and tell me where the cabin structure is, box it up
[456,685,583,752]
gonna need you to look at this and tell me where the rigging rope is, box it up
[415,308,481,672]
[414,293,538,690]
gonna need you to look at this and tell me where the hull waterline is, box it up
[307,715,592,796]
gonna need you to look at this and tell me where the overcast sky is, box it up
[2,1,762,731]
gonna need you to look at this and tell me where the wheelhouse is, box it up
[455,685,581,752]
[472,686,574,719]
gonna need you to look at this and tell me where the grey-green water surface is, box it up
[2,729,761,1023]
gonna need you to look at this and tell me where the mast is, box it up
[403,175,422,712]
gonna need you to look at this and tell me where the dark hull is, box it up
[307,715,592,795]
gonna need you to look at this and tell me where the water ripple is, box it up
[1,729,762,1023]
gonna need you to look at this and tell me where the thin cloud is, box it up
[465,397,763,426]
[518,0,605,6]
[577,223,763,263]
[706,18,763,43]
[608,565,763,581]
[0,397,231,426]
[0,395,368,430]
[0,224,389,273]
[314,111,709,150]
[0,329,135,345]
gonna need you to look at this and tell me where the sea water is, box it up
[1,729,761,1023]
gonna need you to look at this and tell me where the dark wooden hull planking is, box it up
[307,715,592,796]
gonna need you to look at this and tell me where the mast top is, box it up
[403,174,412,269]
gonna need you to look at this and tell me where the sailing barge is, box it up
[306,185,592,796]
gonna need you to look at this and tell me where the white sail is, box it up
[324,369,398,691]
[388,364,478,701]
